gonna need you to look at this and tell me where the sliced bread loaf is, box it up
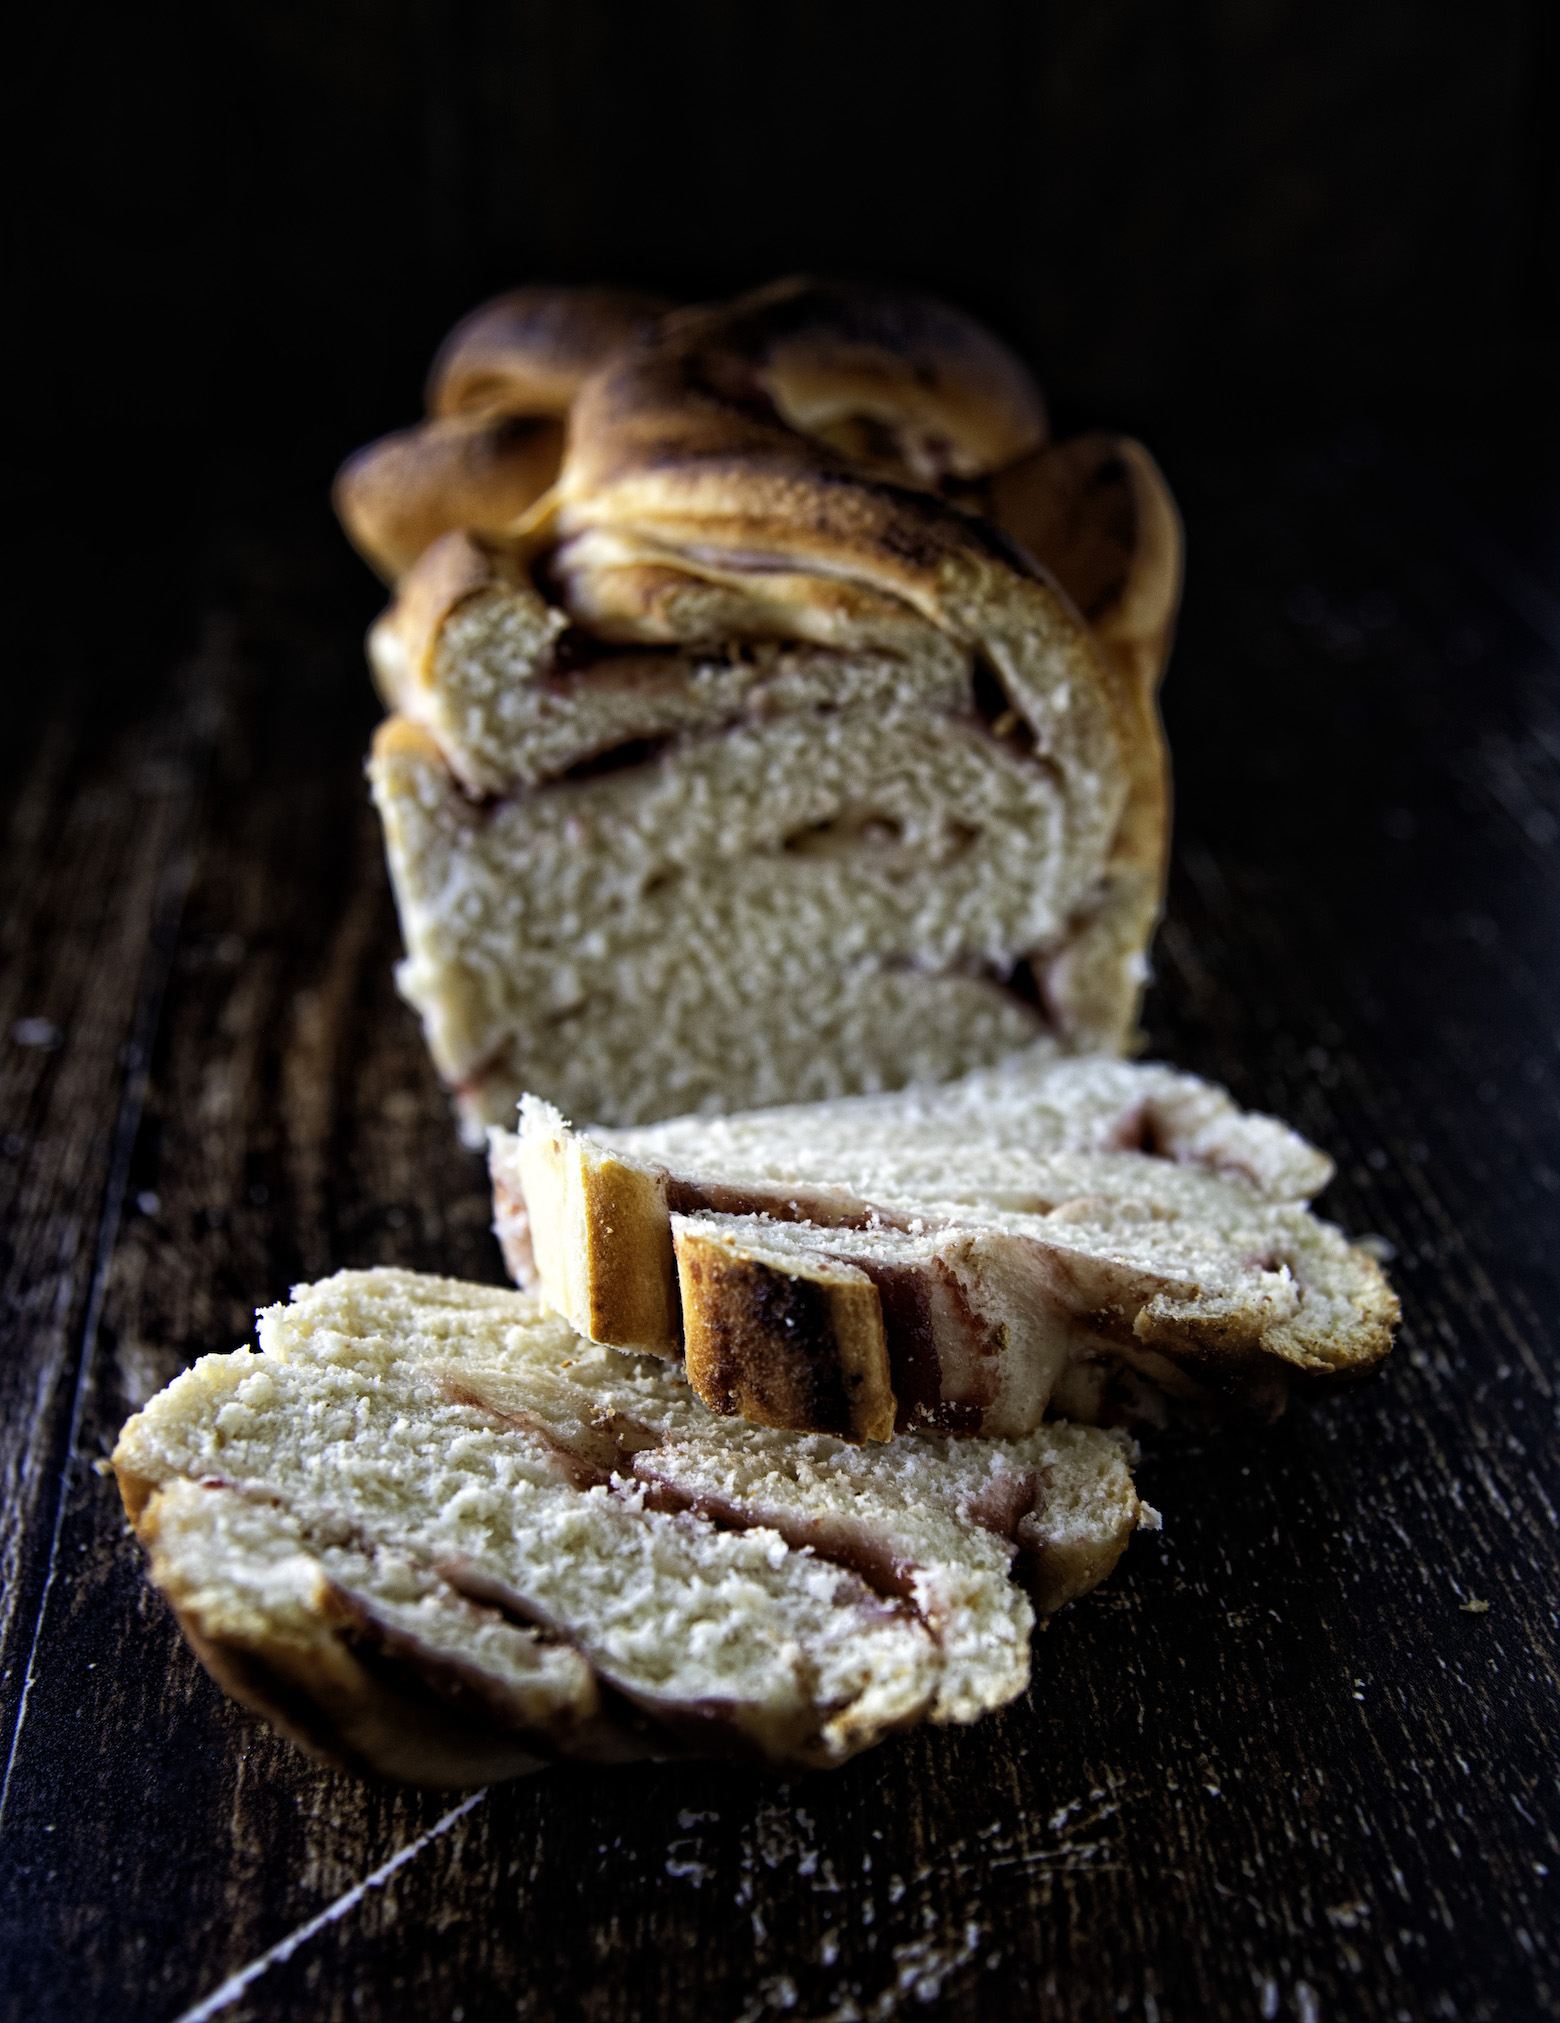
[490,1050,1397,1439]
[113,1268,1148,1782]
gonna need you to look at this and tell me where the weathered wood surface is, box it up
[1,433,1557,2022]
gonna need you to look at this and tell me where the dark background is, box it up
[13,0,1560,537]
[5,7,1560,2021]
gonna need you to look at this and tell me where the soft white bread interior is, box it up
[113,1268,1148,1782]
[369,568,1077,1137]
[359,280,1182,1142]
[490,1050,1397,1439]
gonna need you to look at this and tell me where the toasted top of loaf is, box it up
[113,1268,1146,1781]
[491,1050,1396,1440]
[334,276,1059,588]
[426,285,677,419]
[552,286,1131,804]
[334,285,673,583]
[671,275,1049,486]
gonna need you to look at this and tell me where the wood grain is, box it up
[1,432,1557,2021]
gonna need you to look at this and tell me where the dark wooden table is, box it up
[2,420,1557,2022]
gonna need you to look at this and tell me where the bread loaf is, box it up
[491,1049,1397,1439]
[112,1268,1149,1781]
[356,280,1180,1140]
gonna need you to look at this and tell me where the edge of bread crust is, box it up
[985,431,1182,1057]
[674,1221,897,1443]
[122,1476,659,1786]
[512,1098,680,1355]
[336,414,567,587]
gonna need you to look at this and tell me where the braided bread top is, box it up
[554,285,1113,702]
[425,284,675,416]
[335,284,672,582]
[702,275,1047,486]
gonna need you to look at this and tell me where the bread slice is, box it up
[357,280,1182,1143]
[112,1268,1148,1782]
[490,1050,1397,1439]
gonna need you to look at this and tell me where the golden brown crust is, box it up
[574,1152,680,1352]
[985,435,1183,1050]
[369,710,447,768]
[987,435,1180,661]
[427,285,676,417]
[173,1596,556,1785]
[513,1112,681,1355]
[559,294,1058,611]
[675,1224,897,1443]
[335,414,566,584]
[342,276,1047,585]
[336,285,673,582]
[113,1462,156,1527]
[729,275,1047,484]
